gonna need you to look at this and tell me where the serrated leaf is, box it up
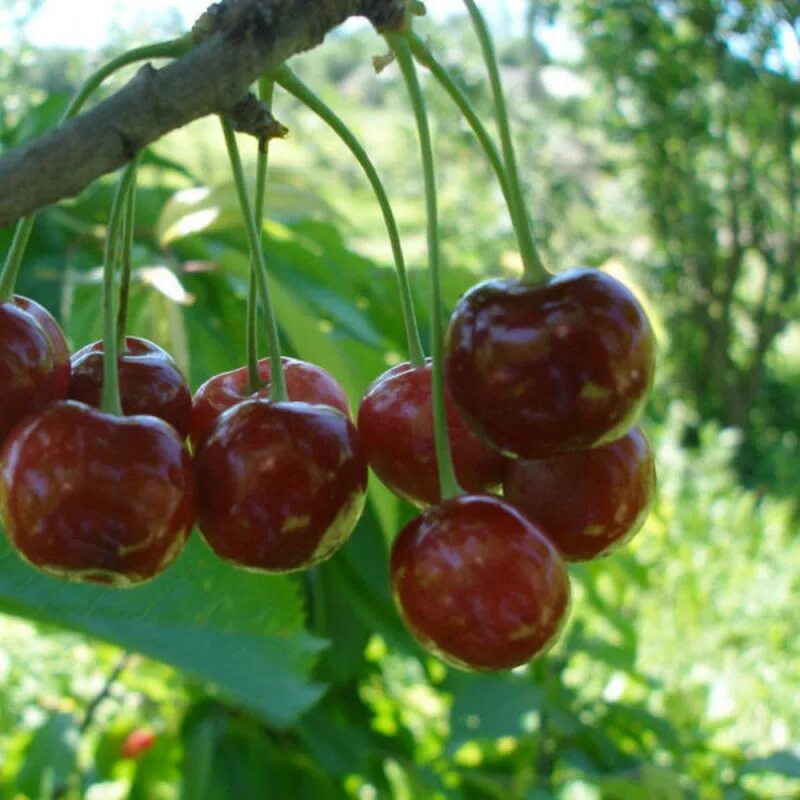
[0,531,324,728]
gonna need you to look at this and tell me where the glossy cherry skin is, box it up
[13,296,70,397]
[68,337,192,439]
[195,399,368,573]
[445,269,655,459]
[0,301,62,446]
[0,401,195,587]
[504,427,656,562]
[357,360,507,507]
[190,356,350,450]
[391,494,571,671]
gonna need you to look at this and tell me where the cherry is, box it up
[391,494,571,671]
[0,401,194,587]
[504,427,655,562]
[445,269,655,459]
[190,356,350,450]
[195,399,367,572]
[0,300,62,446]
[68,337,192,439]
[120,729,157,759]
[357,360,507,507]
[12,296,70,397]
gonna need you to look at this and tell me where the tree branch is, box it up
[0,0,407,229]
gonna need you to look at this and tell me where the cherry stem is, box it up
[116,158,139,354]
[386,32,461,501]
[407,33,523,265]
[274,65,426,368]
[243,78,276,395]
[102,158,140,416]
[0,36,191,302]
[461,0,548,283]
[220,116,287,403]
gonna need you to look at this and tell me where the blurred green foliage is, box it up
[0,1,798,798]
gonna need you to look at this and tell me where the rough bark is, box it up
[0,0,408,228]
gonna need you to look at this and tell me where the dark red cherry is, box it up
[195,399,367,572]
[357,360,507,507]
[504,427,655,561]
[0,401,195,586]
[13,296,70,397]
[68,337,191,439]
[0,300,61,446]
[190,356,350,450]
[391,494,571,671]
[445,269,655,459]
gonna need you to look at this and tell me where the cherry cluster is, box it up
[0,262,654,671]
[0,309,368,585]
[372,268,657,671]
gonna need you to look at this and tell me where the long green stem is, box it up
[274,65,426,368]
[408,33,523,261]
[116,156,140,354]
[386,33,461,501]
[243,79,277,395]
[0,36,191,301]
[220,117,287,403]
[102,163,139,416]
[462,0,548,282]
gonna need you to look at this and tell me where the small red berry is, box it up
[195,399,367,572]
[190,356,350,450]
[120,729,157,759]
[68,337,191,439]
[0,401,195,586]
[391,495,571,671]
[504,427,656,561]
[358,360,507,507]
[445,269,655,458]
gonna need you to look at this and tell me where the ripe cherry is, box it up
[445,269,655,459]
[357,360,507,507]
[391,494,571,671]
[0,300,62,446]
[0,401,195,586]
[12,296,71,397]
[68,337,191,439]
[195,399,367,572]
[504,427,656,561]
[190,356,350,450]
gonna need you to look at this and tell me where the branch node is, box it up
[227,92,289,150]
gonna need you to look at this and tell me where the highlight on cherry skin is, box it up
[0,401,195,587]
[357,359,507,508]
[195,398,368,573]
[12,295,71,397]
[390,494,571,672]
[445,268,656,460]
[504,426,656,562]
[68,336,192,440]
[0,298,65,447]
[190,355,351,450]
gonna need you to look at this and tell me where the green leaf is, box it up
[156,173,339,247]
[448,675,544,748]
[14,712,79,799]
[741,751,800,778]
[0,532,324,728]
